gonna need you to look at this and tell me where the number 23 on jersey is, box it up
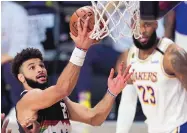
[137,85,156,105]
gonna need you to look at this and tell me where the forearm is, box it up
[56,62,81,96]
[63,92,114,126]
[55,47,86,96]
[90,91,115,126]
[1,54,13,64]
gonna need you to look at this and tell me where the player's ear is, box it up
[18,73,25,83]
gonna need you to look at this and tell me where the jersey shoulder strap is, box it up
[20,90,28,99]
[157,37,174,53]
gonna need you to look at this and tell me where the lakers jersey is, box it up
[16,90,71,133]
[127,38,187,133]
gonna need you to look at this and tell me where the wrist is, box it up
[70,47,87,66]
[107,88,117,98]
[76,46,88,52]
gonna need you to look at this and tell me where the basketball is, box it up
[69,6,101,43]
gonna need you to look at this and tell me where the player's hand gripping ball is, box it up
[69,6,105,44]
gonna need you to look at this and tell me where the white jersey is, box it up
[127,38,187,133]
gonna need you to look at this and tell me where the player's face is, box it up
[19,58,48,89]
[138,20,157,44]
[132,20,158,50]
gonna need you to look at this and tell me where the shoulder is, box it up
[21,85,56,100]
[18,89,42,102]
[22,86,56,99]
[162,37,174,44]
[165,43,186,62]
[16,89,42,111]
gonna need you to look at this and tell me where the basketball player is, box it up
[115,16,187,133]
[13,17,132,133]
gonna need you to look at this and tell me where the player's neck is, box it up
[23,83,33,91]
[139,42,158,60]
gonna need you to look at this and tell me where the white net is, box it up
[90,1,141,42]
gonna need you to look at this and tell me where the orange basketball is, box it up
[69,6,101,44]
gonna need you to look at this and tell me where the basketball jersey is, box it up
[16,90,71,133]
[127,38,187,133]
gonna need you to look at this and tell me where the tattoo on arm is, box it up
[169,47,187,89]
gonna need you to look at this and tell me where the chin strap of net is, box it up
[90,1,141,42]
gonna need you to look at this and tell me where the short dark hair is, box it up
[12,48,43,79]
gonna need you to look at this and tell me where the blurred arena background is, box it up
[1,1,186,133]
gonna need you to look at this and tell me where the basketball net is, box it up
[90,1,141,42]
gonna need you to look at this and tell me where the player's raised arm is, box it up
[164,44,187,90]
[64,62,133,126]
[18,17,95,111]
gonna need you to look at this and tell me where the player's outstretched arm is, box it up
[20,17,95,111]
[164,44,187,90]
[64,62,133,126]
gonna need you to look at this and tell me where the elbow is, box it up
[90,120,104,126]
[63,90,71,97]
[63,88,72,97]
[89,114,104,126]
[92,122,103,126]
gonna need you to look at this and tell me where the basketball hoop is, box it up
[90,1,141,42]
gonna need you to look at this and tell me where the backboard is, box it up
[140,1,181,20]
